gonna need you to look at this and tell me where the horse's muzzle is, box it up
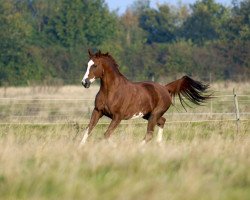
[82,79,91,88]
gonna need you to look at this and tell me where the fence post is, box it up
[233,88,240,133]
[209,73,213,118]
[210,97,213,119]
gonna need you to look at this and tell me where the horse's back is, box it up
[135,81,170,97]
[133,81,172,107]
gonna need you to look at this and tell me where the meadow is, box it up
[0,82,249,200]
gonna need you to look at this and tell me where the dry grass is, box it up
[0,121,249,200]
[0,81,250,99]
[0,82,250,200]
[0,81,249,124]
[0,85,98,99]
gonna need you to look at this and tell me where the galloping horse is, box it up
[79,50,210,147]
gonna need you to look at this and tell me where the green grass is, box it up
[0,121,249,200]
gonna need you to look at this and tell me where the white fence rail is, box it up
[0,92,249,126]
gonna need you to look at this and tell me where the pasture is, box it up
[0,82,250,200]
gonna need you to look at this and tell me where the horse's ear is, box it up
[88,49,94,58]
[97,50,101,56]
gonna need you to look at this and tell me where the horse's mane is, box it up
[93,51,119,69]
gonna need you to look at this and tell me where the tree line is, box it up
[0,0,249,86]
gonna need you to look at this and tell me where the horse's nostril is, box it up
[82,78,90,88]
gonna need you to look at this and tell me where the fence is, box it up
[0,90,249,129]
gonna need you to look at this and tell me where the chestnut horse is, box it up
[79,50,210,147]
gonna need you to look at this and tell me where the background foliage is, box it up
[0,0,249,85]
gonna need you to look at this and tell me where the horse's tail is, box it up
[165,76,211,110]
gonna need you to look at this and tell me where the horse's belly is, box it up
[122,98,151,120]
[123,108,148,120]
[130,112,144,119]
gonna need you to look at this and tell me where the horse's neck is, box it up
[100,70,128,95]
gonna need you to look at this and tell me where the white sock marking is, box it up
[79,128,89,148]
[157,127,163,143]
[140,140,146,146]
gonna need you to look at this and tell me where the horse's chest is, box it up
[99,103,113,118]
[103,104,111,114]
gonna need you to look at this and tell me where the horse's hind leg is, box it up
[142,114,159,143]
[156,117,166,143]
[141,115,166,145]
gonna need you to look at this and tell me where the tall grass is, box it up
[0,82,249,199]
[0,121,249,200]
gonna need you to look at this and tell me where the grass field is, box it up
[0,82,250,200]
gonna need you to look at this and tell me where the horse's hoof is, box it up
[139,140,146,147]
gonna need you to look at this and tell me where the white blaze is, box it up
[82,60,95,84]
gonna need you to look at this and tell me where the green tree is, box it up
[45,0,116,47]
[101,6,148,80]
[0,0,249,85]
[45,0,117,82]
[224,0,250,41]
[0,0,44,85]
[139,4,177,43]
[216,0,250,80]
[26,0,117,84]
[181,0,229,45]
[129,0,150,13]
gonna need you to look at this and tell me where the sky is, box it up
[106,0,232,14]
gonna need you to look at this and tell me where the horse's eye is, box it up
[93,65,97,68]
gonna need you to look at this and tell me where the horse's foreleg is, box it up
[104,117,121,139]
[79,108,103,147]
[156,117,166,143]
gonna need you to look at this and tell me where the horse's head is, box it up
[81,49,104,88]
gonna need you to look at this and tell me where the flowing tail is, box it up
[165,76,211,110]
